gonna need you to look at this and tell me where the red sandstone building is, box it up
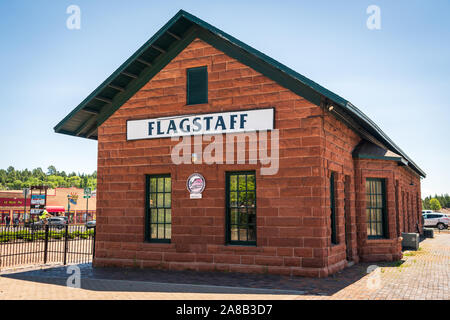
[55,11,425,277]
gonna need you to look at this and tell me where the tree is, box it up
[0,166,97,191]
[429,198,442,211]
[68,176,82,187]
[47,165,57,176]
[6,166,16,182]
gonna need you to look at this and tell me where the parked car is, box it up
[85,220,96,229]
[422,210,433,214]
[48,217,67,229]
[423,213,450,230]
[28,217,67,230]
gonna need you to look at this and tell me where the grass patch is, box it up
[403,252,416,257]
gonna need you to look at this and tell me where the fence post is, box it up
[92,226,96,262]
[64,224,69,265]
[43,224,49,264]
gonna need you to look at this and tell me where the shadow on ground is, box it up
[0,261,393,296]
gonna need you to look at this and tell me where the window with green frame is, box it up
[146,174,172,243]
[366,178,387,239]
[226,171,256,245]
[187,66,208,105]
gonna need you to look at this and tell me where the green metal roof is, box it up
[54,9,425,178]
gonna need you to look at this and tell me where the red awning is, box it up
[46,206,66,213]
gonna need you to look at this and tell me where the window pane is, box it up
[150,178,157,192]
[164,178,171,192]
[165,224,171,240]
[375,210,382,222]
[157,209,165,223]
[158,224,165,239]
[151,225,157,239]
[164,193,171,208]
[151,209,157,223]
[230,225,238,241]
[247,175,256,190]
[376,194,382,207]
[248,225,256,241]
[230,175,237,191]
[157,194,164,207]
[239,209,248,224]
[239,228,248,241]
[238,191,246,206]
[230,192,237,207]
[231,209,238,225]
[247,191,256,206]
[238,175,247,191]
[165,209,171,223]
[150,193,157,208]
[248,209,256,224]
[157,178,164,192]
[370,224,376,236]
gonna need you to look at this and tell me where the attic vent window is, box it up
[187,66,208,105]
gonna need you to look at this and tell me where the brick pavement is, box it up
[0,233,448,300]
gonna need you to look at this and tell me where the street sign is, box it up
[84,187,91,195]
[83,195,91,199]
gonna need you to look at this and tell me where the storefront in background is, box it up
[0,191,30,223]
[0,188,96,224]
[55,11,425,277]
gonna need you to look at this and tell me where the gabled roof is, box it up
[54,10,425,178]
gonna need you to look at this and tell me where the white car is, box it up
[423,213,449,230]
[422,210,433,214]
[85,220,96,229]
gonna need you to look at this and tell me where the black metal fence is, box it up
[0,224,95,269]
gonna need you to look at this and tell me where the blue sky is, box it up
[0,0,449,197]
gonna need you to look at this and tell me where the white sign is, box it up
[127,108,274,140]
